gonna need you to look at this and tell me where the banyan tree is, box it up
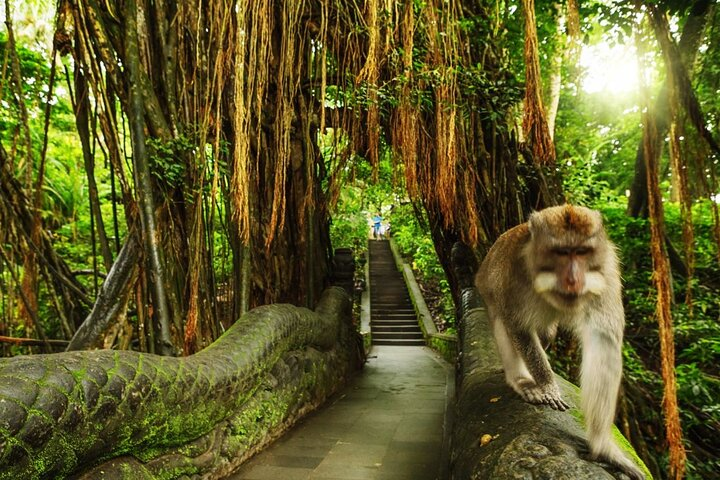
[1,0,560,355]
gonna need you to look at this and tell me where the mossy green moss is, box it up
[428,333,457,364]
[0,288,356,479]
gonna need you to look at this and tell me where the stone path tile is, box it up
[228,346,452,480]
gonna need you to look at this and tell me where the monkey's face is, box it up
[525,205,609,311]
[531,245,606,311]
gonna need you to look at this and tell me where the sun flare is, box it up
[580,42,640,95]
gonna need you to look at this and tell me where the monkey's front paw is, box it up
[543,392,570,411]
[517,381,569,411]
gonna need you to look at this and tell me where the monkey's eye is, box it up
[552,248,571,256]
[575,247,594,256]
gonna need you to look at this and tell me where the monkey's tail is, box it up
[580,327,646,479]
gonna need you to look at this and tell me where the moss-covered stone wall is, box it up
[0,287,360,479]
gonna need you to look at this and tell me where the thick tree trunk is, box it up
[59,0,335,356]
[641,93,687,480]
[522,0,556,165]
[124,0,174,356]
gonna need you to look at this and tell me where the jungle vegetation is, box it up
[1,0,719,478]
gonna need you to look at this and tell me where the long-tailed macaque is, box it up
[475,205,645,480]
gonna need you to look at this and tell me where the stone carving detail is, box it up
[0,288,358,479]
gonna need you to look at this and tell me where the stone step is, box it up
[369,240,425,346]
[370,314,417,323]
[372,324,422,332]
[370,304,415,317]
[372,305,414,310]
[372,318,417,323]
[372,310,416,316]
[373,320,420,328]
[372,321,419,327]
[371,298,412,305]
[373,330,424,340]
[372,337,426,346]
[372,318,419,325]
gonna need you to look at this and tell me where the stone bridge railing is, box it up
[0,287,360,480]
[449,243,651,480]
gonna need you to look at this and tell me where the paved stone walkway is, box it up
[228,346,452,480]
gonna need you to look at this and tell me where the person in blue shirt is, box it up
[372,213,383,240]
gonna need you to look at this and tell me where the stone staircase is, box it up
[369,240,425,346]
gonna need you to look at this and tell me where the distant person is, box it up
[380,222,388,240]
[372,213,383,240]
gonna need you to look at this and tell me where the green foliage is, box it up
[0,32,51,109]
[42,128,86,222]
[329,184,370,256]
[323,127,404,260]
[146,135,195,189]
[391,207,441,277]
[0,32,66,174]
[556,90,643,204]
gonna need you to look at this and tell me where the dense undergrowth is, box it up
[605,202,720,479]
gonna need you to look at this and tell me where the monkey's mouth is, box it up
[555,291,581,303]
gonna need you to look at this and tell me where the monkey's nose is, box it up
[562,279,583,295]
